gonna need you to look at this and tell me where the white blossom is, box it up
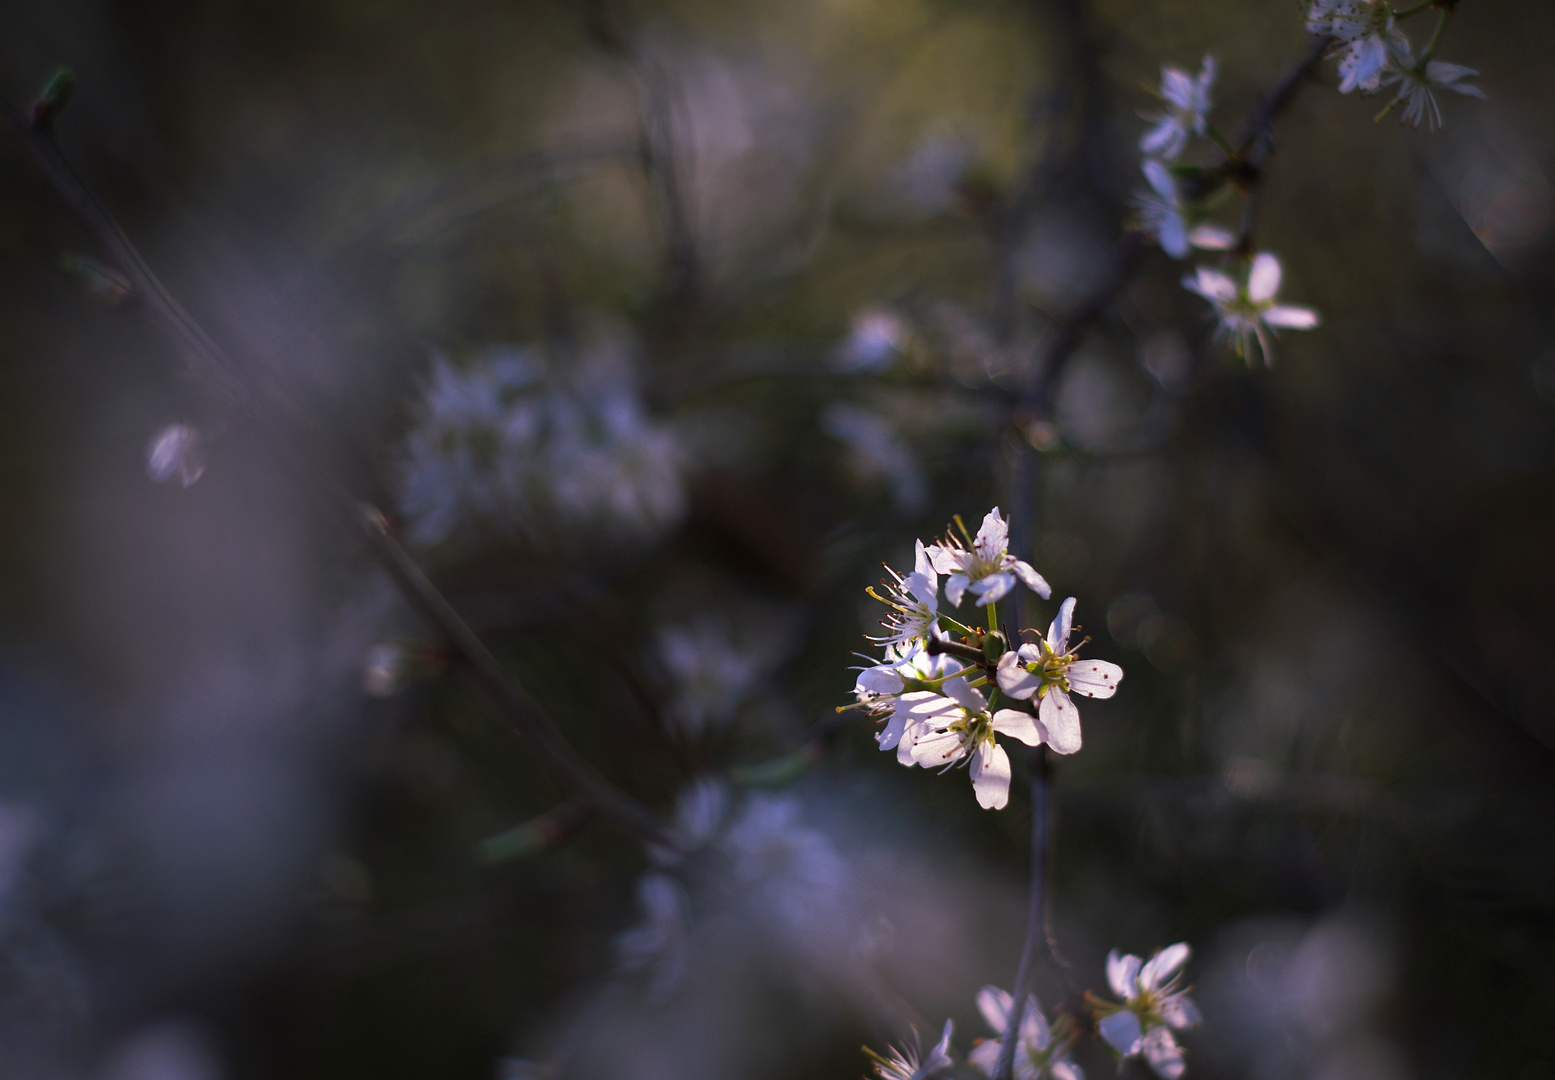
[906,680,1046,809]
[866,1020,955,1080]
[1377,49,1486,134]
[926,508,1051,608]
[146,424,205,487]
[655,616,766,739]
[867,539,941,647]
[1140,56,1217,160]
[1306,0,1407,94]
[995,597,1122,756]
[968,986,1083,1080]
[615,872,693,998]
[1097,943,1202,1080]
[1181,252,1320,366]
[649,776,728,866]
[860,645,967,765]
[1135,160,1236,260]
[822,403,928,513]
[720,792,849,940]
[837,309,910,372]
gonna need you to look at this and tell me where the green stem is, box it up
[1392,0,1434,18]
[986,602,1000,632]
[1204,123,1238,160]
[1418,8,1452,66]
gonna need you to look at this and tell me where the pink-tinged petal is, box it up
[1142,1026,1185,1080]
[914,538,936,580]
[1138,943,1191,991]
[993,708,1043,747]
[1067,660,1123,699]
[1191,267,1237,303]
[1159,994,1202,1029]
[971,572,1015,606]
[945,573,970,608]
[1264,305,1319,329]
[1159,67,1194,109]
[1106,950,1142,998]
[968,1039,1002,1075]
[971,742,1012,809]
[1016,643,1043,664]
[975,508,1009,563]
[925,544,961,575]
[977,985,1013,1033]
[1038,689,1083,754]
[996,653,1040,700]
[1187,224,1236,251]
[1140,121,1182,159]
[943,678,987,714]
[1012,560,1052,599]
[1098,1010,1144,1056]
[928,1019,955,1068]
[857,666,905,695]
[1019,996,1051,1051]
[1247,253,1282,304]
[1143,159,1176,202]
[877,712,907,752]
[1051,1060,1084,1080]
[1047,597,1076,652]
[911,727,965,768]
[1157,214,1189,260]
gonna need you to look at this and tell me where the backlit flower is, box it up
[995,597,1121,755]
[1140,56,1217,160]
[968,986,1083,1080]
[1096,943,1202,1080]
[1135,160,1236,260]
[1377,49,1486,133]
[1182,252,1320,366]
[926,508,1051,608]
[1306,0,1406,94]
[906,680,1045,809]
[866,1020,955,1080]
[868,540,941,646]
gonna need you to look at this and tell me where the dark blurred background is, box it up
[1,1,1554,1078]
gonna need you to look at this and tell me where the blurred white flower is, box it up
[1135,160,1236,260]
[866,540,941,648]
[968,986,1082,1080]
[1182,252,1320,366]
[146,424,205,488]
[926,508,1051,608]
[1140,56,1217,160]
[866,1020,955,1080]
[837,310,910,371]
[649,776,729,867]
[1097,943,1202,1080]
[361,643,403,698]
[905,680,1045,810]
[1378,49,1486,133]
[654,616,766,739]
[397,339,685,547]
[995,597,1122,756]
[1306,1,1405,94]
[720,792,848,938]
[615,872,693,998]
[822,403,928,513]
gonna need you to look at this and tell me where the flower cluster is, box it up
[1307,0,1485,133]
[854,509,1121,809]
[864,986,1083,1080]
[1095,944,1203,1079]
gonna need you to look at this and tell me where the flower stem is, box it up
[1204,123,1238,160]
[992,748,1050,1080]
[987,602,1000,632]
[1392,0,1434,17]
[1418,8,1452,66]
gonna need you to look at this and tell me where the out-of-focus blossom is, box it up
[146,424,206,488]
[865,1020,955,1080]
[615,872,693,998]
[1097,944,1202,1080]
[361,643,403,698]
[866,540,940,649]
[995,597,1122,756]
[719,792,849,940]
[654,617,766,739]
[968,986,1082,1080]
[822,403,928,513]
[650,776,729,867]
[926,508,1051,608]
[836,310,910,371]
[1307,0,1406,94]
[1378,48,1486,133]
[1181,253,1319,366]
[1135,160,1236,260]
[905,680,1045,810]
[1140,57,1217,160]
[397,341,685,547]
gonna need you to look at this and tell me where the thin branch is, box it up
[0,93,671,850]
[992,749,1051,1080]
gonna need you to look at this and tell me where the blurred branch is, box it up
[992,749,1054,1080]
[0,91,672,851]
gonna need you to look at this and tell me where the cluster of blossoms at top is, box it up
[1307,0,1484,133]
[854,509,1122,809]
[865,950,1199,1080]
[1131,56,1320,366]
[397,338,685,549]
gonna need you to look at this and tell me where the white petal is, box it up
[1187,224,1236,251]
[971,572,1015,606]
[1098,1010,1143,1056]
[914,538,936,580]
[1159,993,1202,1029]
[977,985,1013,1033]
[1138,943,1191,991]
[1142,159,1176,202]
[996,653,1040,700]
[1139,120,1183,159]
[1247,253,1282,304]
[1263,305,1319,329]
[1047,597,1076,652]
[857,666,905,695]
[1066,660,1123,699]
[928,1019,956,1068]
[968,1039,1002,1075]
[925,544,961,575]
[945,573,970,608]
[943,678,987,714]
[993,708,1043,747]
[1051,1061,1084,1080]
[1039,690,1082,754]
[970,742,1012,809]
[1018,996,1050,1051]
[1159,67,1194,109]
[1012,560,1051,599]
[1142,1027,1185,1080]
[912,728,966,768]
[1157,215,1189,260]
[975,508,1008,563]
[1106,950,1142,998]
[1192,267,1237,303]
[877,712,908,752]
